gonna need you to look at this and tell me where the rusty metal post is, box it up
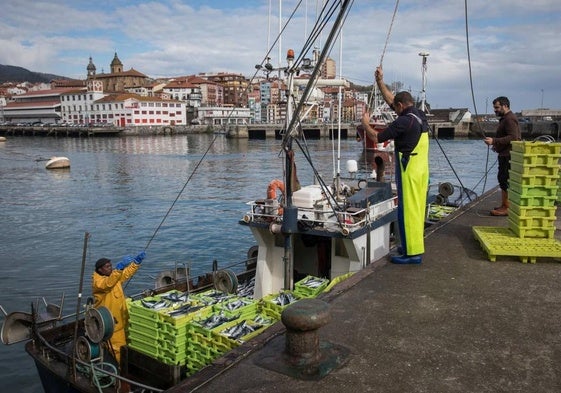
[281,298,331,367]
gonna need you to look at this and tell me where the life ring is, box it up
[267,179,285,199]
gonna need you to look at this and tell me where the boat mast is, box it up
[281,0,353,291]
[419,51,429,112]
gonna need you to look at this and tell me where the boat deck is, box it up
[172,187,561,393]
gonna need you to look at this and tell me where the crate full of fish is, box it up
[213,296,257,318]
[127,295,173,322]
[260,291,301,320]
[187,326,239,356]
[189,289,234,307]
[215,314,276,344]
[294,276,329,298]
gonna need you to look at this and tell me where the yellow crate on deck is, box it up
[510,150,561,167]
[508,171,559,187]
[510,161,559,177]
[509,189,557,207]
[509,200,557,218]
[511,141,561,155]
[508,218,556,239]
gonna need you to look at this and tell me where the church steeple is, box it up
[86,56,96,77]
[110,52,123,74]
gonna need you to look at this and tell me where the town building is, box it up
[86,53,149,92]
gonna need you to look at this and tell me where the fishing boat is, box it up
[356,105,396,151]
[1,2,399,392]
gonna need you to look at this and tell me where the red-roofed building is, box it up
[2,88,76,124]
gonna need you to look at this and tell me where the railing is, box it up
[243,196,397,235]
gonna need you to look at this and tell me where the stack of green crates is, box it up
[508,141,561,238]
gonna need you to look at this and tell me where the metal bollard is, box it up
[281,298,331,367]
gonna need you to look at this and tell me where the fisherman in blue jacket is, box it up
[361,66,429,264]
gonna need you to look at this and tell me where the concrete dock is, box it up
[173,187,561,393]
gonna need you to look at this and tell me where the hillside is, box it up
[0,64,68,84]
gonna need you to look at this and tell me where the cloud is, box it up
[1,0,560,112]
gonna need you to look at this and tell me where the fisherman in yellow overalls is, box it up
[361,66,429,264]
[92,251,146,364]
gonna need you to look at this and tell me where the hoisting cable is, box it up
[367,0,400,110]
[142,2,308,252]
[143,139,216,251]
[464,0,491,195]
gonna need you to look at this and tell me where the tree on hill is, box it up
[0,64,68,84]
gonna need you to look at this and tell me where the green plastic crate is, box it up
[510,160,559,177]
[509,189,557,207]
[127,296,170,322]
[508,171,559,187]
[509,200,557,218]
[511,141,561,155]
[508,210,556,229]
[508,218,555,239]
[509,179,559,197]
[294,275,329,298]
[510,150,561,167]
[159,302,210,328]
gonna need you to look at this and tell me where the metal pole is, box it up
[69,232,89,381]
[419,51,430,112]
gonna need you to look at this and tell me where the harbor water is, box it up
[0,134,491,392]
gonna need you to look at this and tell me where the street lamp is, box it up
[541,89,544,109]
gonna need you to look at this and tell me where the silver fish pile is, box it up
[198,312,240,330]
[140,299,169,310]
[166,304,204,318]
[236,277,255,298]
[221,320,263,341]
[299,276,327,288]
[223,298,252,311]
[271,292,298,306]
[161,291,189,304]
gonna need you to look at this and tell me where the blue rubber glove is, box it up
[134,251,146,264]
[115,255,134,270]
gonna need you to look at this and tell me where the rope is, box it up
[463,0,490,195]
[75,361,118,391]
[368,0,400,109]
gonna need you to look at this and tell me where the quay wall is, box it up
[2,121,559,140]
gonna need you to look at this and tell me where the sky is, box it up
[1,0,560,113]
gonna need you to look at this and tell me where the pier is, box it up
[0,124,123,137]
[174,187,561,393]
[226,123,353,140]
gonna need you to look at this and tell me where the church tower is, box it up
[86,56,96,77]
[110,52,123,74]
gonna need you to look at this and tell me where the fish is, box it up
[272,292,297,306]
[166,304,204,317]
[140,299,169,310]
[299,277,327,288]
[223,299,252,311]
[161,291,189,303]
[221,320,265,341]
[199,313,240,330]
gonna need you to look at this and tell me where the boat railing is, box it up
[243,196,397,234]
